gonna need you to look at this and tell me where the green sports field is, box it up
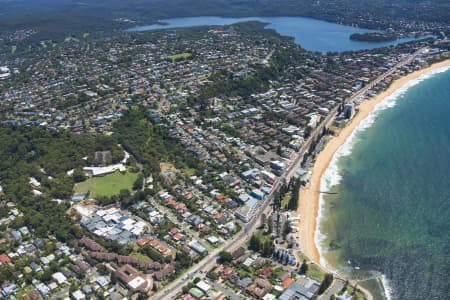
[168,53,192,63]
[74,171,139,198]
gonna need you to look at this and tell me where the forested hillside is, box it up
[0,126,121,240]
[1,0,449,40]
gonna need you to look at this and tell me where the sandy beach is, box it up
[298,58,450,266]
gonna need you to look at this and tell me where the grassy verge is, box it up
[344,285,366,300]
[307,262,325,282]
[297,251,325,282]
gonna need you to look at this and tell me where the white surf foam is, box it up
[381,274,394,300]
[314,64,450,291]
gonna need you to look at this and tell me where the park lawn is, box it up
[297,251,310,262]
[254,229,273,245]
[296,251,325,282]
[281,192,292,209]
[11,45,17,54]
[307,262,325,282]
[74,171,139,198]
[129,251,152,262]
[168,53,192,63]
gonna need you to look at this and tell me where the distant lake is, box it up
[127,16,432,53]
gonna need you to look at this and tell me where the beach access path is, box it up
[319,278,346,300]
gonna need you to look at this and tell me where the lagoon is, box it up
[127,16,430,53]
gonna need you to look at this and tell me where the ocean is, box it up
[127,16,432,53]
[317,66,450,299]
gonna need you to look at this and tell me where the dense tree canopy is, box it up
[113,107,201,177]
[0,125,122,241]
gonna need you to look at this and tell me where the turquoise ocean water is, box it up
[318,67,450,299]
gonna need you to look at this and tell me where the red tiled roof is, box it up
[79,236,104,252]
[157,245,168,253]
[0,253,11,264]
[149,240,159,247]
[261,266,273,276]
[137,237,151,247]
[282,278,294,289]
[173,233,184,241]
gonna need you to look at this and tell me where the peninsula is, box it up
[349,32,397,42]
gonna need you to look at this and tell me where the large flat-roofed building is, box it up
[116,264,151,293]
[278,278,319,300]
[235,196,259,223]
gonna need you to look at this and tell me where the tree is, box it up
[280,183,288,195]
[119,189,131,201]
[276,146,283,156]
[260,213,267,230]
[175,251,192,268]
[72,168,86,183]
[267,217,273,234]
[261,240,273,257]
[352,284,358,295]
[218,251,233,263]
[287,178,300,211]
[272,191,282,210]
[40,269,53,283]
[282,220,292,240]
[249,234,260,252]
[110,272,118,284]
[304,126,312,138]
[133,174,144,190]
[299,260,308,274]
[137,294,147,300]
[318,273,334,294]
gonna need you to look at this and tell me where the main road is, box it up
[284,46,427,183]
[153,47,427,300]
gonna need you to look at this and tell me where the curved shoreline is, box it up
[297,59,450,276]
